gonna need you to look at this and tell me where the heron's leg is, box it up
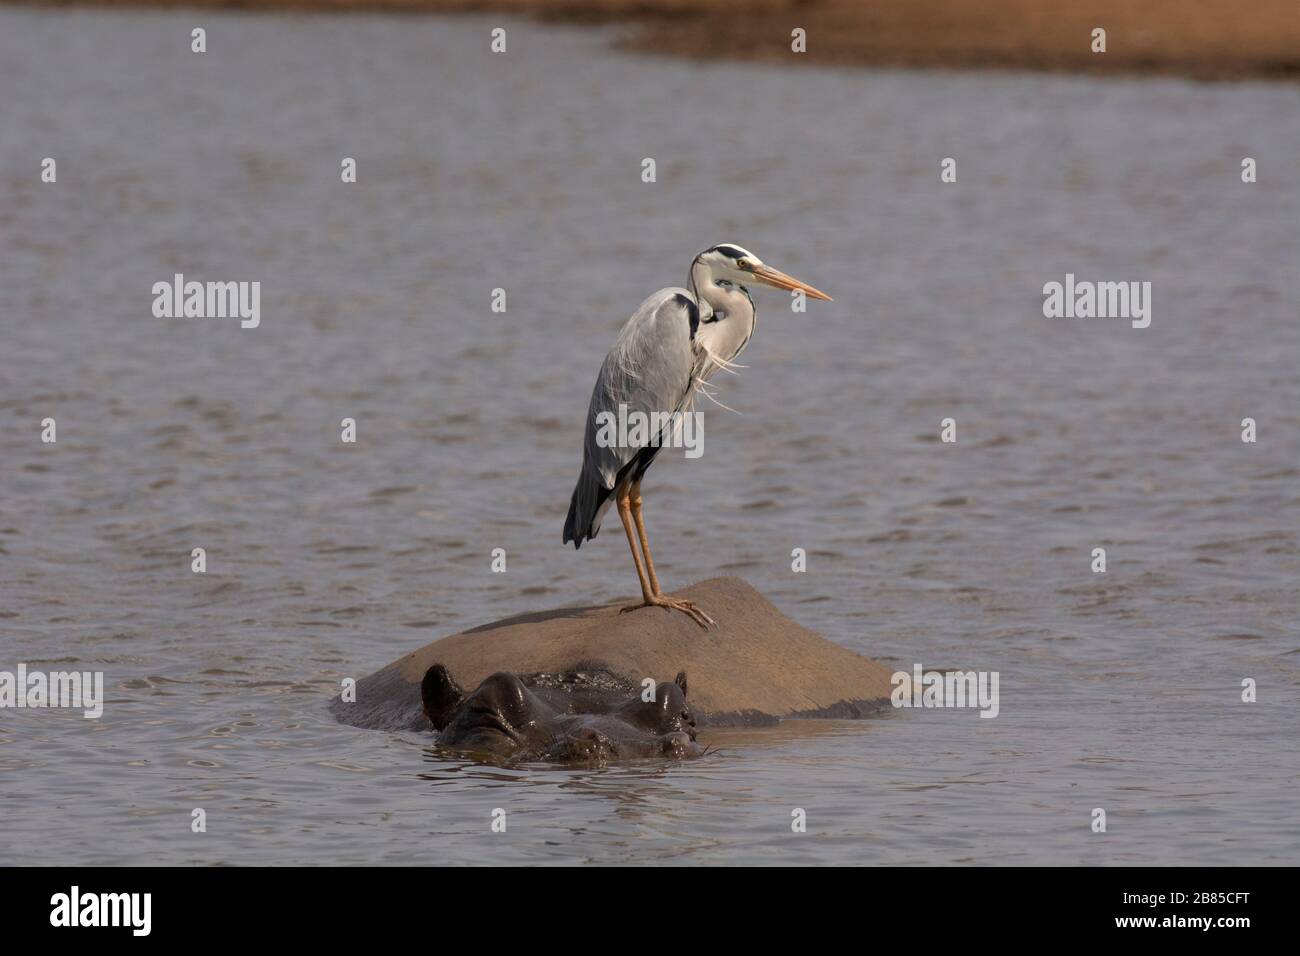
[628,479,663,597]
[616,482,655,604]
[619,479,715,629]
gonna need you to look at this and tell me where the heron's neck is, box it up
[688,262,756,370]
[687,261,716,323]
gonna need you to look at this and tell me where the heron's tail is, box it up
[563,486,586,548]
[563,471,609,549]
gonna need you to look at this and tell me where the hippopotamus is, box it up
[420,664,706,764]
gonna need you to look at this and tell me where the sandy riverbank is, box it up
[8,0,1300,79]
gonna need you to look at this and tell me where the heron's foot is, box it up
[620,595,715,629]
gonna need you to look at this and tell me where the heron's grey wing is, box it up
[586,289,700,485]
[564,289,701,546]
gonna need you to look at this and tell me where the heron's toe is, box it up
[667,599,714,629]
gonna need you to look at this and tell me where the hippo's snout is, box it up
[565,727,619,762]
[661,732,703,759]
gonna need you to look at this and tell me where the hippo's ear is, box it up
[675,671,688,698]
[421,664,465,731]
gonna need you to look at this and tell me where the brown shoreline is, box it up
[7,0,1300,80]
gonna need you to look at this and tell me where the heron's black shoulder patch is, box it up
[673,293,700,338]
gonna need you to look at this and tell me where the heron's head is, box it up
[692,243,832,302]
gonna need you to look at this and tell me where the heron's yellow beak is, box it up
[747,263,833,301]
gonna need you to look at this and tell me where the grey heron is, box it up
[563,243,832,628]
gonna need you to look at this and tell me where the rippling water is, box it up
[2,9,1298,865]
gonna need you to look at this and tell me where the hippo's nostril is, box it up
[662,732,694,758]
[567,730,617,764]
